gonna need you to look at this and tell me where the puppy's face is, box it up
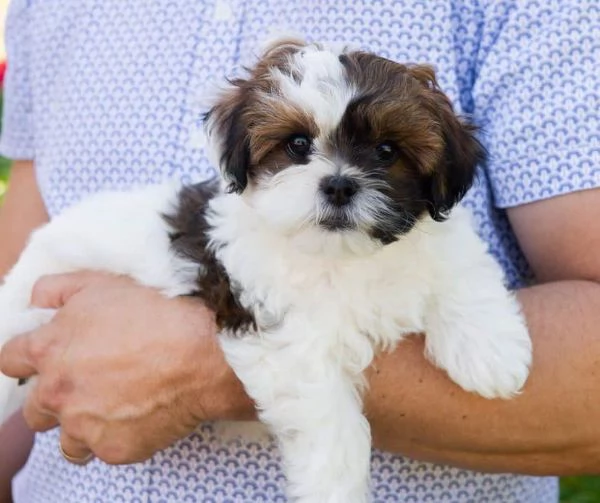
[205,38,485,245]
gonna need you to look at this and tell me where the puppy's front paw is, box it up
[426,312,532,399]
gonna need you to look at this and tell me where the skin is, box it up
[0,162,48,274]
[0,162,48,503]
[1,162,600,483]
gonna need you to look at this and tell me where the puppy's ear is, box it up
[428,113,485,221]
[204,82,252,194]
[204,37,308,193]
[408,65,486,221]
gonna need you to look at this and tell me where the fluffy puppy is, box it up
[0,38,531,503]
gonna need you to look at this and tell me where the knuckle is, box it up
[36,392,61,414]
[26,335,53,366]
[22,399,56,431]
[36,374,67,412]
[59,414,85,439]
[30,276,56,306]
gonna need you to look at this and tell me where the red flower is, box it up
[0,61,6,88]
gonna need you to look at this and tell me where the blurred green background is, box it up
[0,157,7,199]
[0,156,8,200]
[561,477,600,503]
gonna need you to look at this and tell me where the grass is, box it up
[561,477,600,502]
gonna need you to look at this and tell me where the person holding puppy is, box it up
[0,1,598,502]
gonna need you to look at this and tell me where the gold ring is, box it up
[58,442,94,466]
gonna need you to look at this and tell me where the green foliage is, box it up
[0,156,9,201]
[561,477,600,503]
[0,91,8,201]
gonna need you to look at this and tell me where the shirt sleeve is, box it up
[473,1,599,208]
[0,0,34,160]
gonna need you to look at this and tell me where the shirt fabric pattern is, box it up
[2,0,598,501]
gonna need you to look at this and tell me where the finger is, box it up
[22,384,59,432]
[59,430,94,466]
[30,271,113,309]
[0,332,38,379]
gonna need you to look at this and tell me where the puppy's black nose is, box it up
[320,176,358,207]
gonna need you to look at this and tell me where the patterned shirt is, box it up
[2,0,598,501]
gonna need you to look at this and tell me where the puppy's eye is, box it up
[374,142,399,164]
[286,134,312,159]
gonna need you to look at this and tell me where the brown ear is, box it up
[204,82,252,193]
[408,64,486,220]
[204,36,308,193]
[428,113,486,221]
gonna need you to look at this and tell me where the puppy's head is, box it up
[205,38,485,245]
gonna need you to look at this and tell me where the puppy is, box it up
[0,38,531,502]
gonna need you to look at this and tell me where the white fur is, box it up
[271,44,355,135]
[0,41,531,503]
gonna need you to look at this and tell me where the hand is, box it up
[0,272,254,464]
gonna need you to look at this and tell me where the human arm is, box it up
[0,162,48,273]
[0,161,48,502]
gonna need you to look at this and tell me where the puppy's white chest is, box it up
[266,255,430,345]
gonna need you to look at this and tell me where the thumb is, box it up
[30,271,113,309]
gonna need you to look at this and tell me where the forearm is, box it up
[364,280,600,475]
[0,412,34,500]
[0,161,48,276]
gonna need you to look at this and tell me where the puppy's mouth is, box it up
[317,212,357,231]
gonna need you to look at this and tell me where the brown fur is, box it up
[163,181,256,333]
[246,100,319,167]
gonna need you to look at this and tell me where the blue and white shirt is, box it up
[2,0,598,501]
